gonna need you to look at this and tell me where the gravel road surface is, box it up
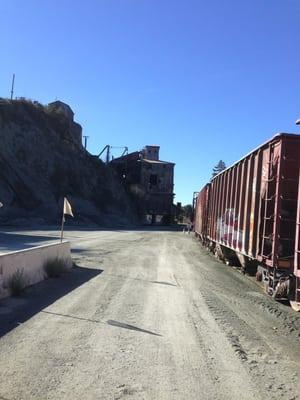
[0,229,299,400]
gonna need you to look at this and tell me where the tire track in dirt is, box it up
[199,286,299,400]
[177,235,300,400]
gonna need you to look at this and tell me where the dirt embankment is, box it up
[0,99,137,226]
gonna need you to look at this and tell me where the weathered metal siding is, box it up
[194,184,210,239]
[294,173,300,303]
[259,136,300,270]
[197,134,300,272]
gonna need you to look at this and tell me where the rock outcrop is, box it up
[0,98,137,226]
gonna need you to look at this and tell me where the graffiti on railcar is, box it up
[217,208,243,248]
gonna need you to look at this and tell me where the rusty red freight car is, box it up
[194,133,300,311]
[193,184,210,244]
[293,174,300,311]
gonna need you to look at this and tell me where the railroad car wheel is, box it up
[273,279,289,299]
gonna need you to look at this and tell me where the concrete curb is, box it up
[0,241,72,299]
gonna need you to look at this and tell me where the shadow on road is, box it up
[41,310,101,324]
[107,320,162,336]
[37,313,163,337]
[151,281,178,287]
[0,266,103,339]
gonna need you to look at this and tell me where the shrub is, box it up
[8,269,26,296]
[43,258,68,278]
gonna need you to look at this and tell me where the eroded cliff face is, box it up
[0,99,137,226]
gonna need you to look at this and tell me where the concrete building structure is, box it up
[47,101,74,120]
[111,145,175,224]
[47,101,82,146]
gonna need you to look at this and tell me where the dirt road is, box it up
[0,230,299,400]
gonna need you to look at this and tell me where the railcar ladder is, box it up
[278,154,299,265]
[262,141,298,295]
[261,145,297,258]
[261,144,275,262]
[261,142,284,294]
[294,170,300,304]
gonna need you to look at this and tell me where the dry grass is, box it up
[43,258,68,278]
[8,269,27,296]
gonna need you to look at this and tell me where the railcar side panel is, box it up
[294,173,300,307]
[193,133,300,305]
[194,184,210,240]
[210,178,217,240]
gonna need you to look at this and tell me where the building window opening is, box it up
[149,174,158,185]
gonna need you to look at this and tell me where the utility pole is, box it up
[83,135,89,149]
[10,73,15,100]
[106,145,110,164]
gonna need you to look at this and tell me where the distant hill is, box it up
[0,98,137,226]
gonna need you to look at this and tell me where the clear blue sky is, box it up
[1,0,300,205]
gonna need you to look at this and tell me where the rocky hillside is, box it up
[0,98,137,226]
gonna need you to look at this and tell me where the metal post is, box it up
[106,145,110,164]
[10,74,15,100]
[60,213,65,243]
[83,135,89,149]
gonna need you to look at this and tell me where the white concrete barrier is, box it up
[0,241,72,299]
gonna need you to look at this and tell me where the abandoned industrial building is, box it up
[47,100,83,146]
[111,145,175,224]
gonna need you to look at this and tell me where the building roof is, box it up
[111,151,140,163]
[48,100,74,115]
[110,148,175,165]
[142,159,175,165]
